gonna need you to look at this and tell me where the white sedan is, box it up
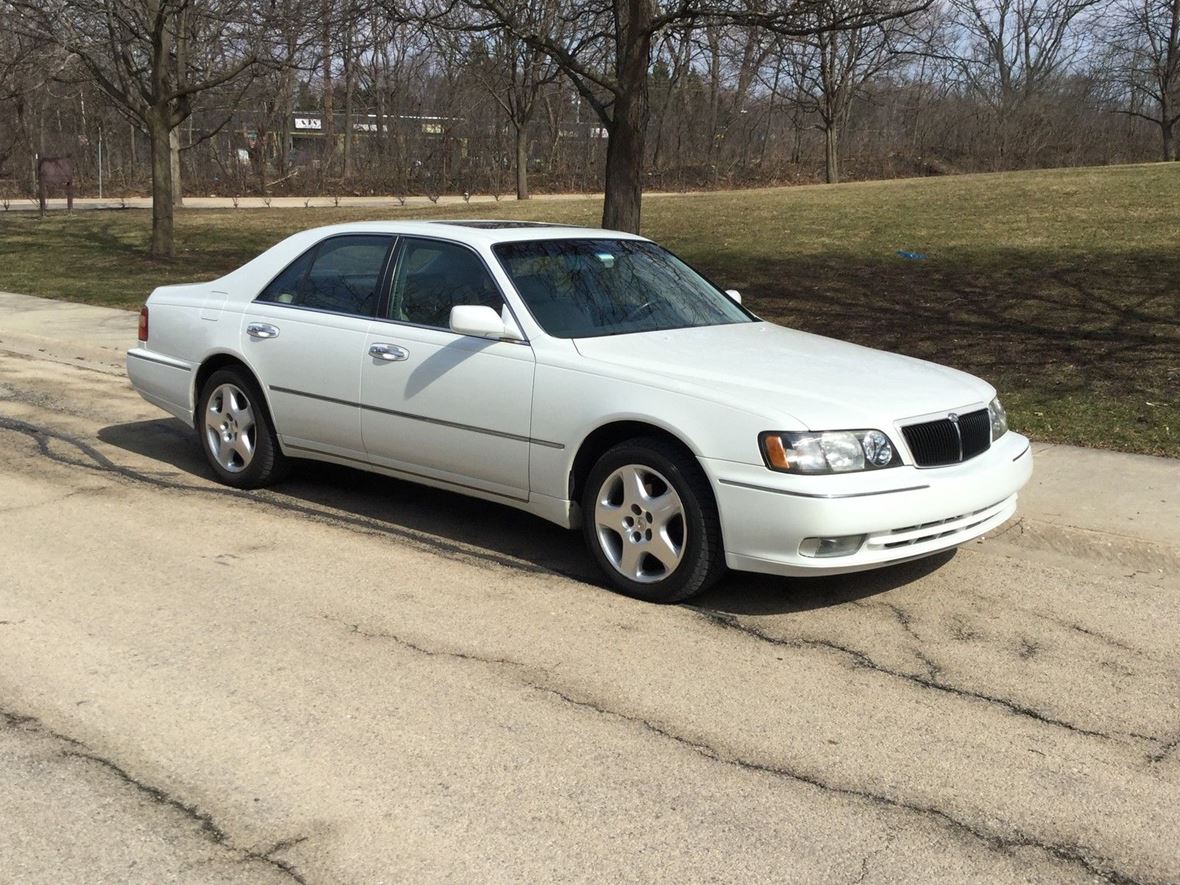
[127,220,1032,602]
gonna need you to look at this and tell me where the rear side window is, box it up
[256,235,392,317]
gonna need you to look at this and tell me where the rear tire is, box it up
[581,437,726,603]
[196,368,289,489]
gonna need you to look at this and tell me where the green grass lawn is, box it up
[1,163,1177,457]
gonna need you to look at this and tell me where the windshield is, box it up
[493,239,753,338]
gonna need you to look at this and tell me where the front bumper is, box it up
[704,431,1032,577]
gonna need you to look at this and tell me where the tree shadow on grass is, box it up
[705,248,1180,403]
[97,417,944,612]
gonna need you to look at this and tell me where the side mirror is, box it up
[450,304,511,340]
[724,289,742,305]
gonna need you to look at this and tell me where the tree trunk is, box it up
[170,125,183,207]
[278,45,295,178]
[343,28,354,180]
[148,107,175,258]
[602,90,645,232]
[515,124,530,200]
[601,0,652,233]
[1162,93,1176,161]
[343,89,354,179]
[705,27,722,167]
[320,0,334,182]
[824,125,839,184]
[542,94,561,173]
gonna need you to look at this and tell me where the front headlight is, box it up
[760,429,900,474]
[988,397,1008,441]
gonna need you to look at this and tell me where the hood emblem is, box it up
[947,412,960,423]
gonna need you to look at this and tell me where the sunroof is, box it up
[429,220,572,229]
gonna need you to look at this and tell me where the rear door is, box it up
[241,234,394,458]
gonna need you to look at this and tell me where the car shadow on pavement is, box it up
[690,551,955,616]
[98,417,952,614]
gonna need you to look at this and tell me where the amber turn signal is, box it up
[763,433,790,470]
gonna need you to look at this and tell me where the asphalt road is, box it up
[1,293,1178,884]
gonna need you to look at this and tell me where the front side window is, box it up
[386,238,504,329]
[257,235,392,317]
[493,239,751,338]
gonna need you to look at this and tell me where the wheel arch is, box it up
[192,352,276,432]
[568,419,705,513]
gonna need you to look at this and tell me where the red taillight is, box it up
[138,306,149,342]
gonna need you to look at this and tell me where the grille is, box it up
[901,408,991,467]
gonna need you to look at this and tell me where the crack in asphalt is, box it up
[1148,735,1180,764]
[0,413,586,583]
[1018,636,1041,660]
[914,649,943,681]
[1058,620,1141,656]
[759,598,1174,762]
[0,346,123,376]
[325,615,1150,884]
[252,836,311,884]
[527,685,1150,885]
[687,608,1154,745]
[323,615,528,669]
[964,588,1148,659]
[881,601,920,639]
[0,705,308,883]
[0,485,110,515]
[854,601,943,679]
[61,750,233,844]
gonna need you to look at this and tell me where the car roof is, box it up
[283,219,650,247]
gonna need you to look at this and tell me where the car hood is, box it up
[572,321,994,430]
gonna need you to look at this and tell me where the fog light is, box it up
[799,534,866,558]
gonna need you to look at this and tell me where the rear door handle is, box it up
[369,343,409,362]
[246,323,280,340]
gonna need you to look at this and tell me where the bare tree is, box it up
[781,0,923,182]
[458,0,931,232]
[10,0,269,256]
[456,0,657,230]
[946,0,1101,163]
[445,0,562,199]
[0,9,47,191]
[1108,0,1180,158]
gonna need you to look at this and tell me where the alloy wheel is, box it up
[203,382,257,473]
[593,464,687,583]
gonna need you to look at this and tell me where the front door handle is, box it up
[369,343,409,362]
[246,323,280,340]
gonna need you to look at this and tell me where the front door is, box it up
[359,237,535,500]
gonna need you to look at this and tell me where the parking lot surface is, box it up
[1,292,1178,884]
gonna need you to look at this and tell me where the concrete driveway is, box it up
[1,291,1178,884]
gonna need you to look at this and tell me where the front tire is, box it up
[581,437,726,603]
[197,368,289,489]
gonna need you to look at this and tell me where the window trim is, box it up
[252,233,398,320]
[374,234,531,344]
